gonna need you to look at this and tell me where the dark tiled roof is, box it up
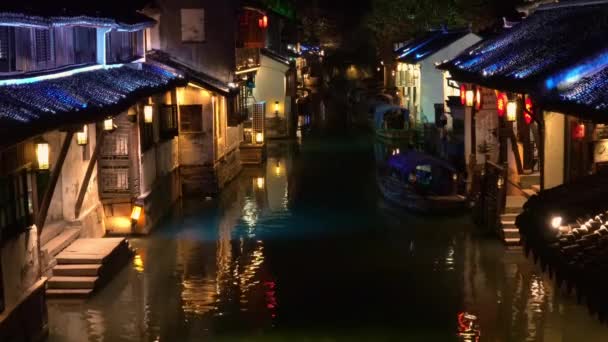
[261,48,290,65]
[396,29,470,64]
[442,3,608,90]
[0,63,184,147]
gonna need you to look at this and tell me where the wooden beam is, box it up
[509,128,525,175]
[36,130,74,235]
[74,130,105,218]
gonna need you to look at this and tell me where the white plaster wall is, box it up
[45,131,65,223]
[1,226,39,310]
[420,33,481,124]
[140,147,157,195]
[544,111,565,189]
[253,54,290,119]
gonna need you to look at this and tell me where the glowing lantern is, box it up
[131,205,143,223]
[506,101,517,122]
[256,177,265,189]
[275,161,282,176]
[572,123,585,140]
[103,117,115,131]
[255,132,264,144]
[551,216,563,229]
[144,105,154,124]
[274,101,280,116]
[475,88,482,110]
[35,137,50,170]
[465,90,475,107]
[524,96,533,125]
[258,15,268,28]
[460,84,467,105]
[76,125,88,146]
[496,92,507,117]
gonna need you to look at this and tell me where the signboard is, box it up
[594,139,608,163]
[593,124,608,141]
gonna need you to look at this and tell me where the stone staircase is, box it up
[46,238,134,298]
[500,172,541,247]
[40,221,82,277]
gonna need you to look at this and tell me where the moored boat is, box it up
[377,151,466,212]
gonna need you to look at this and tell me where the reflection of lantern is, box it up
[524,96,533,125]
[144,105,153,124]
[465,90,475,107]
[103,117,115,131]
[475,88,482,110]
[255,132,264,144]
[496,92,507,117]
[460,84,467,105]
[35,137,50,170]
[76,125,88,146]
[506,101,517,122]
[256,177,265,189]
[572,123,585,140]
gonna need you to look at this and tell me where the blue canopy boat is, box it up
[378,151,466,212]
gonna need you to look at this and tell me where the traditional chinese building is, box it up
[439,0,608,245]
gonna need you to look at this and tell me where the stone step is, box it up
[40,220,67,247]
[505,237,521,246]
[53,264,101,277]
[505,206,524,214]
[501,213,519,221]
[56,238,129,265]
[501,220,517,229]
[520,173,540,189]
[531,184,541,193]
[522,189,536,198]
[47,276,98,289]
[43,228,81,258]
[503,228,520,239]
[46,289,93,299]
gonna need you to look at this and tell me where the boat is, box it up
[377,151,467,212]
[372,103,418,143]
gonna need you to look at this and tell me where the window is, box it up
[0,26,14,72]
[100,167,130,193]
[140,112,155,152]
[106,30,143,63]
[179,105,203,132]
[73,27,96,64]
[160,104,178,140]
[181,9,205,42]
[0,171,34,241]
[34,29,52,64]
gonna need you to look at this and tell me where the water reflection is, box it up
[47,137,608,341]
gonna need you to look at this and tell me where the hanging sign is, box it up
[594,139,608,163]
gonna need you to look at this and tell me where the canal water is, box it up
[48,125,608,341]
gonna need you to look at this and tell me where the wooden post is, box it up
[36,130,74,235]
[509,127,525,175]
[74,130,105,218]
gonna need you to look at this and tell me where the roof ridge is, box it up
[537,0,608,11]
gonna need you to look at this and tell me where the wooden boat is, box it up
[377,151,467,212]
[372,103,417,143]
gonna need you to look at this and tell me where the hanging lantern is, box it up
[465,90,475,107]
[255,132,264,144]
[475,87,482,110]
[258,15,268,29]
[35,137,50,170]
[103,117,115,131]
[144,105,154,124]
[524,96,533,125]
[506,101,517,122]
[572,123,585,140]
[76,125,88,146]
[496,92,507,117]
[130,205,143,223]
[274,101,280,116]
[256,177,265,189]
[460,84,467,105]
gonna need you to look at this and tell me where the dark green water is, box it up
[47,128,608,341]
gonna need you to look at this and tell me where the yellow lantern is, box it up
[35,137,50,170]
[275,161,282,176]
[274,101,280,116]
[465,90,475,107]
[103,117,115,131]
[144,105,153,124]
[131,205,143,223]
[255,132,264,144]
[506,101,517,122]
[76,125,88,146]
[256,177,265,189]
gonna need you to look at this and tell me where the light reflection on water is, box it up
[46,137,608,341]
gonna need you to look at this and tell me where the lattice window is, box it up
[0,171,33,241]
[35,29,52,63]
[100,167,130,193]
[0,27,7,60]
[160,104,178,139]
[102,134,129,159]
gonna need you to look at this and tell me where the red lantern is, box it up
[258,15,268,29]
[572,123,585,140]
[475,88,482,110]
[524,96,533,125]
[496,92,507,117]
[460,84,467,105]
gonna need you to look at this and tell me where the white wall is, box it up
[253,54,290,119]
[1,226,40,311]
[544,111,565,189]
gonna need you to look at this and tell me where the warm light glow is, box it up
[133,254,144,272]
[144,105,154,124]
[103,117,115,131]
[274,101,280,114]
[496,92,507,117]
[572,123,585,140]
[497,176,505,188]
[551,216,563,229]
[256,177,265,189]
[76,125,88,146]
[36,139,50,170]
[475,88,482,110]
[506,101,517,122]
[460,84,467,105]
[465,90,475,107]
[275,161,282,176]
[131,205,143,222]
[255,132,264,144]
[524,96,533,125]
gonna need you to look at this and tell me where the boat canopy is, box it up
[373,104,408,129]
[387,151,457,175]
